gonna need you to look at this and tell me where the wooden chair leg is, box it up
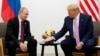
[0,38,4,56]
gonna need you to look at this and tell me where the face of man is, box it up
[68,9,79,19]
[20,9,29,20]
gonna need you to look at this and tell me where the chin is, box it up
[69,17,74,19]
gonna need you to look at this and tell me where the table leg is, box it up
[54,45,58,56]
[41,45,44,56]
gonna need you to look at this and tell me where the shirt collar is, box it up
[74,13,80,20]
[18,16,23,22]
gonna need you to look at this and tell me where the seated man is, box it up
[5,7,37,56]
[44,4,96,56]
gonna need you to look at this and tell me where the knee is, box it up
[60,40,70,48]
[28,39,37,46]
[84,39,95,49]
[84,42,94,49]
[32,39,37,44]
[60,40,66,46]
[34,39,37,43]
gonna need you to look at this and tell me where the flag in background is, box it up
[1,0,21,23]
[79,0,100,22]
[98,0,100,16]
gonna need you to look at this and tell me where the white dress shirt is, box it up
[18,16,22,40]
[18,16,28,44]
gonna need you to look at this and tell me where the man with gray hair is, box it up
[44,4,96,56]
[5,7,37,56]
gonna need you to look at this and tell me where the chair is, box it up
[0,23,29,56]
[93,22,100,56]
[65,22,100,56]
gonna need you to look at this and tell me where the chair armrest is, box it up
[0,37,4,56]
[97,36,100,46]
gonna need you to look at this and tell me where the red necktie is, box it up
[20,21,24,42]
[73,19,80,45]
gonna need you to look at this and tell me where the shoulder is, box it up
[80,13,93,24]
[24,20,30,23]
[64,16,72,22]
[8,16,18,23]
[80,13,92,21]
[80,13,91,18]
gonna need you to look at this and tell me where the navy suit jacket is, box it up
[54,13,93,43]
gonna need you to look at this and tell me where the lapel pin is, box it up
[25,22,26,24]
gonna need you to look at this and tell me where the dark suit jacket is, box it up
[5,17,31,45]
[54,13,93,43]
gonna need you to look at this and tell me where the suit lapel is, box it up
[79,13,84,36]
[15,17,19,30]
[15,17,19,36]
[69,18,73,34]
[23,20,27,32]
[71,19,73,32]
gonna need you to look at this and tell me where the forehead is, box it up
[68,9,76,12]
[22,9,28,13]
[67,4,78,9]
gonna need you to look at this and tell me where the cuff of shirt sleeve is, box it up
[24,41,28,44]
[51,36,56,40]
[80,41,84,45]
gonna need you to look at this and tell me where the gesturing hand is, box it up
[44,36,55,42]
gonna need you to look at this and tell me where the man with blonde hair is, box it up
[5,7,37,56]
[44,4,95,56]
